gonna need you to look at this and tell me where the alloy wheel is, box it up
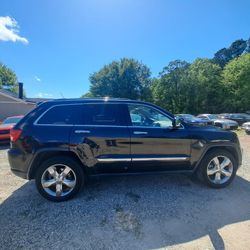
[41,164,76,197]
[207,156,233,184]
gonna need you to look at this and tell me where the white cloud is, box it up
[36,92,53,98]
[34,76,41,82]
[0,16,28,44]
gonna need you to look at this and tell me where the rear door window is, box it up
[77,103,126,126]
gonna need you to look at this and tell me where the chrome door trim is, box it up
[97,158,131,162]
[133,131,148,135]
[96,157,189,162]
[132,157,189,161]
[74,130,91,134]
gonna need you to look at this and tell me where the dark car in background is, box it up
[175,114,208,126]
[0,115,24,142]
[8,99,242,201]
[219,113,250,126]
[197,114,238,130]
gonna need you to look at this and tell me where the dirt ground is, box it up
[0,135,250,250]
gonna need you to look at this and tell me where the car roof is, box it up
[40,98,175,118]
[45,97,134,103]
[42,98,155,106]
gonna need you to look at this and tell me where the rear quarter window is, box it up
[37,105,80,125]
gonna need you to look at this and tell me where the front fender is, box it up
[191,140,242,171]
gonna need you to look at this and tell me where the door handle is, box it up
[133,131,148,135]
[74,130,91,134]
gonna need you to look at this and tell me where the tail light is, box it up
[10,128,22,142]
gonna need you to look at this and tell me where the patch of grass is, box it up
[232,129,246,136]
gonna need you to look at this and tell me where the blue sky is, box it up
[0,0,250,98]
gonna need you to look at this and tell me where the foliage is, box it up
[0,63,18,93]
[89,58,152,101]
[152,59,225,114]
[152,60,190,113]
[81,92,94,98]
[213,39,249,67]
[222,53,250,112]
[186,59,224,114]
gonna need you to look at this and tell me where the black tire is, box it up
[246,130,250,135]
[35,156,84,202]
[196,149,237,188]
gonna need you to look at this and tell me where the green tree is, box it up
[186,58,224,114]
[222,53,250,112]
[153,59,224,114]
[81,92,94,98]
[0,63,18,93]
[213,39,247,67]
[152,60,190,113]
[88,58,152,100]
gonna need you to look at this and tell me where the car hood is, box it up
[212,119,238,124]
[242,122,250,126]
[192,118,206,122]
[0,123,15,129]
[186,118,205,123]
[186,123,220,130]
[185,123,238,142]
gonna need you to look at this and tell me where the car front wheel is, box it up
[35,156,84,202]
[198,150,237,188]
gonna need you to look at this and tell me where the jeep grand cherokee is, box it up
[8,98,242,201]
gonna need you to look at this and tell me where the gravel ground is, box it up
[0,135,250,250]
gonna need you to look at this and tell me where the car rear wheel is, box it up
[197,150,237,188]
[35,156,84,202]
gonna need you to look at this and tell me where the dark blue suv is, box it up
[8,98,242,201]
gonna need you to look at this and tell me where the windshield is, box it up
[207,114,218,119]
[177,114,195,120]
[183,114,195,120]
[3,117,22,124]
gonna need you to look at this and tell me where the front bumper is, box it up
[222,124,238,130]
[244,126,250,132]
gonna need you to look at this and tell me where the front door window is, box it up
[128,104,173,128]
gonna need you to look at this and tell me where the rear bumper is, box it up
[11,169,28,179]
[8,148,29,179]
[0,134,10,140]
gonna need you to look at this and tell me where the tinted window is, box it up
[78,104,124,126]
[3,117,22,124]
[128,104,172,128]
[231,114,244,119]
[37,105,80,125]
